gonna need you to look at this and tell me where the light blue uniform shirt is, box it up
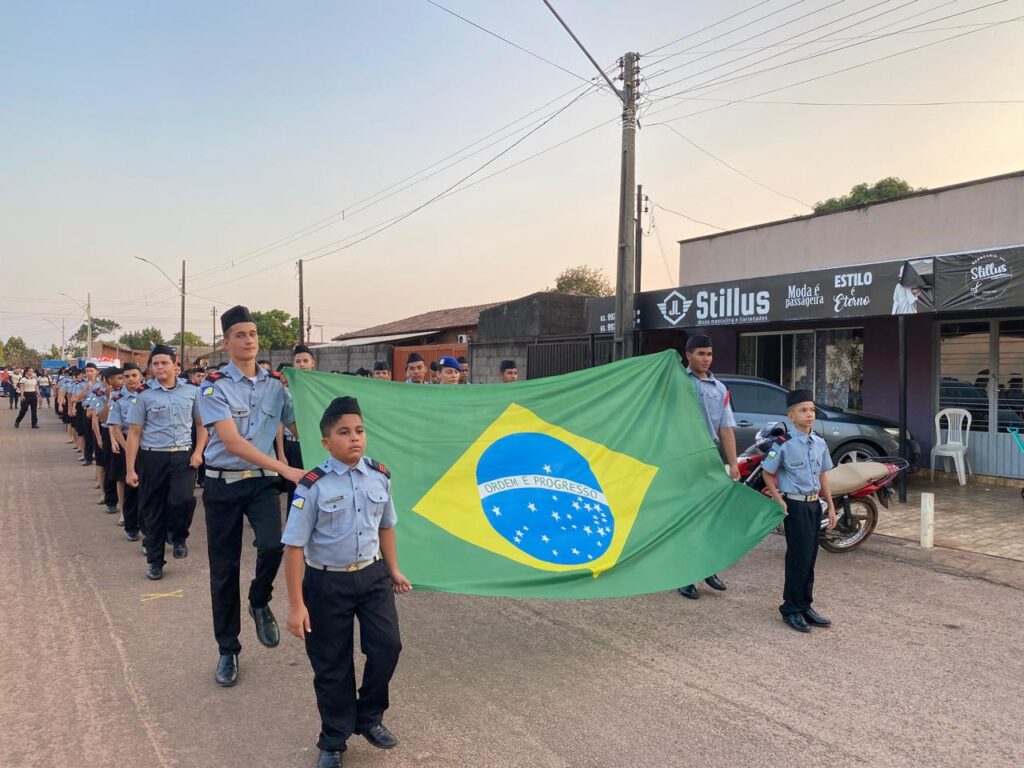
[197,362,295,470]
[126,381,200,449]
[107,387,142,434]
[103,385,129,429]
[84,383,106,413]
[761,429,833,495]
[282,456,397,567]
[686,367,737,444]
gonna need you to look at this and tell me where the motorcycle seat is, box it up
[825,462,890,496]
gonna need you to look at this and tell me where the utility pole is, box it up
[306,307,312,344]
[634,184,644,295]
[211,306,218,350]
[179,260,186,362]
[613,52,639,360]
[540,2,639,358]
[297,259,305,345]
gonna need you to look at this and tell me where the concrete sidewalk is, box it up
[2,409,1022,768]
[878,474,1024,561]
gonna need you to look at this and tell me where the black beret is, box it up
[407,352,424,364]
[293,343,314,357]
[786,389,815,408]
[500,359,517,372]
[322,396,361,419]
[85,362,98,369]
[685,334,713,352]
[457,356,467,364]
[149,344,177,360]
[220,305,255,334]
[429,361,438,372]
[122,362,141,372]
[373,361,390,371]
[101,367,122,379]
[276,362,293,372]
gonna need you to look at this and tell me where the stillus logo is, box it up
[695,288,770,322]
[657,290,693,326]
[968,254,1011,301]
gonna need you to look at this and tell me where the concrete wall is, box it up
[208,344,394,375]
[477,293,588,342]
[469,341,531,384]
[679,173,1024,284]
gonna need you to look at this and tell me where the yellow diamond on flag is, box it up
[413,404,657,577]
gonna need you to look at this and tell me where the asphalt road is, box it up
[2,408,1022,768]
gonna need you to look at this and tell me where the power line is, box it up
[645,12,1022,125]
[645,208,678,283]
[644,0,774,57]
[648,1,1014,107]
[650,202,725,231]
[681,96,1024,106]
[660,124,812,208]
[423,0,594,85]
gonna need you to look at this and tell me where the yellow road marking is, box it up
[141,589,184,602]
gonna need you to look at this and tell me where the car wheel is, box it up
[833,441,880,465]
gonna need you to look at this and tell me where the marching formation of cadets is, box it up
[42,305,521,768]
[28,315,835,765]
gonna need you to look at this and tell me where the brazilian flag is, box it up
[288,350,782,598]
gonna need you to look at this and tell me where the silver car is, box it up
[719,374,921,468]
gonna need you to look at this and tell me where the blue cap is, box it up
[438,356,461,371]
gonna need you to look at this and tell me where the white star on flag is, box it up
[541,535,550,543]
[572,501,580,510]
[543,464,552,474]
[527,502,537,512]
[583,526,592,535]
[551,511,561,521]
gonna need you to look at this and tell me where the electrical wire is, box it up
[645,208,678,284]
[645,12,1022,125]
[644,0,774,57]
[661,124,812,208]
[424,0,593,85]
[650,202,725,231]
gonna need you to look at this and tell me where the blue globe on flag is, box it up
[475,432,613,566]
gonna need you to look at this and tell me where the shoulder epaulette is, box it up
[299,467,326,488]
[111,393,123,401]
[206,372,224,382]
[270,370,283,380]
[365,457,391,479]
[771,434,791,446]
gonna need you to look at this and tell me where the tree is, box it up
[118,326,164,350]
[68,317,121,354]
[1,337,43,368]
[548,265,614,297]
[813,177,919,213]
[250,310,300,350]
[46,345,63,360]
[167,331,207,348]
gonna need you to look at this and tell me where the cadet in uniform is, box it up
[499,359,518,382]
[283,396,411,768]
[437,356,461,385]
[198,305,306,688]
[71,363,100,465]
[428,360,440,384]
[404,353,427,384]
[96,367,123,514]
[371,361,391,381]
[126,345,206,580]
[457,356,470,384]
[761,389,837,633]
[281,343,318,508]
[678,335,739,600]
[108,363,145,541]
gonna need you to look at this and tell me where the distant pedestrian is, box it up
[38,371,52,408]
[14,368,40,428]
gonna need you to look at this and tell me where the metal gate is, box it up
[527,337,613,380]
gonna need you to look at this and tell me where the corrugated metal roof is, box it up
[317,331,440,348]
[331,302,500,341]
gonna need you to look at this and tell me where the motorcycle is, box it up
[738,426,909,553]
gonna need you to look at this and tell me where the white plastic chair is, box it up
[931,408,972,485]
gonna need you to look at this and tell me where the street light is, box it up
[59,291,91,359]
[136,257,186,363]
[41,317,67,354]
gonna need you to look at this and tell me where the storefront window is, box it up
[939,322,990,431]
[739,329,861,410]
[997,319,1024,431]
[815,329,863,410]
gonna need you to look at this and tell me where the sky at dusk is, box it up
[2,0,1022,351]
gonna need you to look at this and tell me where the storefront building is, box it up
[587,171,1024,479]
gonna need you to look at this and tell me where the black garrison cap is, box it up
[786,389,815,408]
[500,359,517,372]
[685,334,713,352]
[373,361,390,371]
[220,305,255,334]
[149,344,177,361]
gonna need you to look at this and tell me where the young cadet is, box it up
[198,305,307,688]
[761,389,837,633]
[108,363,145,541]
[96,367,123,514]
[126,345,206,581]
[283,396,412,768]
[437,356,461,385]
[499,359,518,382]
[70,363,100,465]
[457,356,470,384]
[404,353,427,384]
[678,334,739,600]
[371,361,391,381]
[280,344,317,506]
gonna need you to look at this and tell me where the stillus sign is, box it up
[584,245,1024,334]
